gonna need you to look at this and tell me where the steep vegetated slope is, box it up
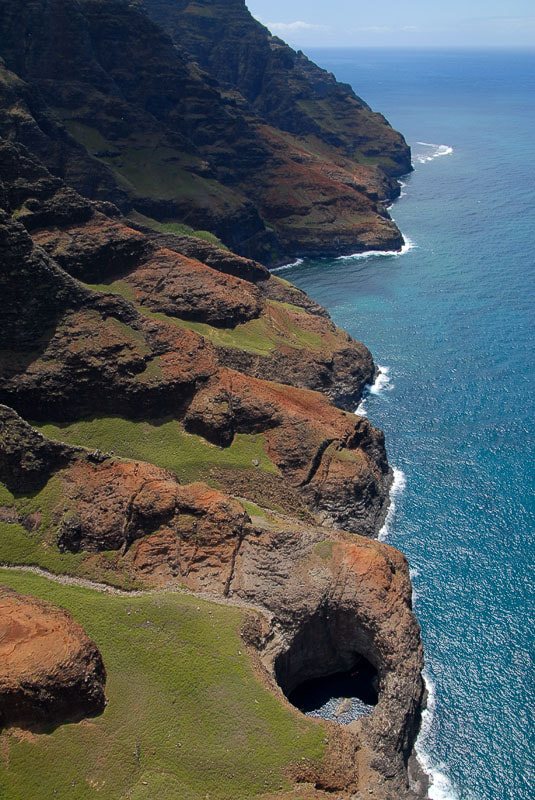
[0,0,410,264]
[0,3,425,799]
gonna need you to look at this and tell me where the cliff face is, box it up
[0,0,410,264]
[0,404,424,799]
[0,5,425,798]
[141,0,411,176]
[0,138,389,533]
[0,135,425,797]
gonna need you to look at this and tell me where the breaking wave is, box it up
[337,236,416,261]
[370,364,394,395]
[415,672,463,800]
[377,467,406,542]
[414,142,454,164]
[354,365,394,417]
[270,258,304,272]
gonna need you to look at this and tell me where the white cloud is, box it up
[266,20,330,34]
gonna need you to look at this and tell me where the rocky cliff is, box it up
[0,405,424,799]
[0,0,410,265]
[0,4,425,798]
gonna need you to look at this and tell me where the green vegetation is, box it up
[0,420,279,581]
[0,478,139,588]
[33,417,278,484]
[82,272,335,357]
[0,569,325,800]
[183,1,218,17]
[140,301,332,356]
[313,541,333,560]
[0,518,85,578]
[61,120,243,243]
[63,123,211,203]
[128,210,228,250]
[83,279,137,304]
[238,499,269,523]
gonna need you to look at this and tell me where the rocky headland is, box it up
[0,0,410,265]
[0,2,425,799]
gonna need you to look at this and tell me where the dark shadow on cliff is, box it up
[288,657,378,717]
[274,606,382,724]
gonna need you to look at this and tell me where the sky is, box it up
[246,0,535,49]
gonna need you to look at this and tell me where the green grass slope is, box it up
[0,569,325,800]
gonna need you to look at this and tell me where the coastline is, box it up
[271,230,416,273]
[270,234,415,272]
[266,46,535,799]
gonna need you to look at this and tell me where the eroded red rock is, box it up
[0,586,106,730]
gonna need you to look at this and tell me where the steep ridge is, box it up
[140,0,411,176]
[0,6,426,798]
[0,0,409,263]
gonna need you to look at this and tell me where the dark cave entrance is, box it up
[274,610,380,725]
[288,656,378,722]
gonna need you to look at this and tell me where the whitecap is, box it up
[355,396,368,416]
[388,181,408,209]
[414,141,454,164]
[415,672,462,800]
[269,258,304,272]
[398,179,408,198]
[337,236,416,261]
[370,365,394,395]
[377,467,406,542]
[354,365,394,417]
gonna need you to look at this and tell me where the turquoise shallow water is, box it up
[278,48,535,800]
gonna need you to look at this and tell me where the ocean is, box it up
[276,48,535,800]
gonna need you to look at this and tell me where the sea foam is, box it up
[354,365,394,417]
[270,258,304,272]
[370,364,394,395]
[355,396,368,416]
[415,672,463,800]
[377,467,406,542]
[414,142,454,164]
[336,236,416,261]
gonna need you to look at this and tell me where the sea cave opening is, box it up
[274,609,380,725]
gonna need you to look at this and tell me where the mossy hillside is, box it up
[0,478,140,588]
[128,210,229,249]
[63,121,203,203]
[63,120,246,212]
[0,569,326,800]
[33,417,278,484]
[154,300,331,356]
[313,541,334,560]
[182,2,219,19]
[82,278,339,357]
[239,499,269,523]
[294,100,401,174]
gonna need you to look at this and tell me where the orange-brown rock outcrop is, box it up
[0,8,427,794]
[0,410,424,797]
[0,586,106,730]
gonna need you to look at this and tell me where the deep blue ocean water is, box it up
[278,48,535,800]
